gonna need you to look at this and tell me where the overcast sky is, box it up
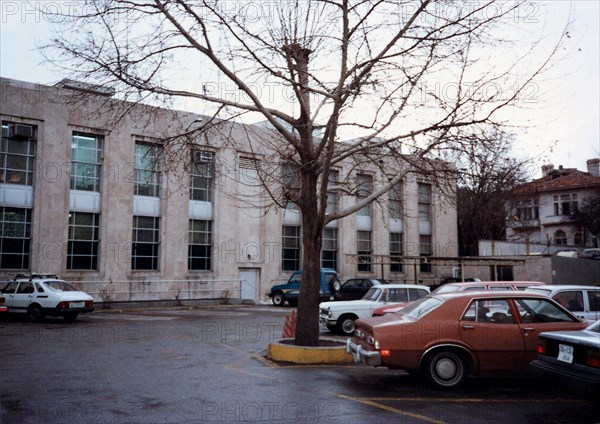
[1,1,598,177]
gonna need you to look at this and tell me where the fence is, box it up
[67,279,243,304]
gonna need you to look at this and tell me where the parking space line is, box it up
[362,397,584,403]
[336,394,447,424]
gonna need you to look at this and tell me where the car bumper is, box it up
[49,307,95,315]
[530,358,600,395]
[346,339,382,366]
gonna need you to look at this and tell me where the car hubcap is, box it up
[436,358,457,380]
[342,320,354,334]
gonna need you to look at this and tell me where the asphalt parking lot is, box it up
[1,305,598,424]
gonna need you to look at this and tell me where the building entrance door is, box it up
[239,268,259,302]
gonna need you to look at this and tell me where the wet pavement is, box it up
[1,305,598,423]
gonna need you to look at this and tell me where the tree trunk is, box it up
[294,169,323,347]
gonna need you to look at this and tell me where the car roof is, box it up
[526,285,600,291]
[369,284,428,290]
[441,281,545,288]
[431,291,552,300]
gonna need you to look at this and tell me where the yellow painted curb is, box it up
[267,338,354,364]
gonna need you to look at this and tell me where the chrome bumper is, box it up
[346,339,382,366]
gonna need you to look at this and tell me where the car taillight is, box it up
[58,301,69,309]
[85,300,93,308]
[585,350,600,368]
[380,349,391,357]
[537,344,545,355]
[0,297,4,306]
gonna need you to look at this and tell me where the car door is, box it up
[345,279,366,300]
[11,282,35,312]
[510,297,588,364]
[459,299,525,373]
[584,289,600,322]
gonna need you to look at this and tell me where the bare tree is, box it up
[43,0,567,346]
[443,128,536,255]
[566,192,600,247]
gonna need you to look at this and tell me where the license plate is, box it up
[558,344,574,364]
[70,301,85,308]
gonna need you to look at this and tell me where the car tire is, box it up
[63,312,79,323]
[331,279,341,293]
[336,314,357,336]
[27,304,44,322]
[423,350,469,390]
[272,292,285,307]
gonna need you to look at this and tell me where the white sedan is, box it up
[1,274,94,322]
[319,284,430,335]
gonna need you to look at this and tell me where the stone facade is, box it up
[0,78,458,302]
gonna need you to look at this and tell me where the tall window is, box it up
[515,198,539,221]
[357,230,372,272]
[326,170,339,214]
[418,183,431,222]
[282,225,300,271]
[1,122,36,186]
[356,174,372,217]
[189,220,212,270]
[135,143,162,197]
[390,232,403,273]
[282,163,301,210]
[67,212,100,270]
[132,216,160,270]
[554,194,577,216]
[71,133,102,191]
[190,150,214,202]
[419,234,432,273]
[389,182,403,220]
[0,207,31,269]
[322,228,337,270]
[554,230,568,246]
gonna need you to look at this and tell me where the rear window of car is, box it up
[44,281,77,292]
[401,297,443,319]
[433,285,461,294]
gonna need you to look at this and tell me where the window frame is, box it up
[67,211,100,270]
[188,219,212,271]
[131,216,160,270]
[71,132,103,192]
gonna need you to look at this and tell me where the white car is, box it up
[525,285,600,323]
[319,284,430,335]
[1,274,94,322]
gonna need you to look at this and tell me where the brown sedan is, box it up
[347,291,588,389]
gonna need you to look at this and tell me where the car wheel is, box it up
[28,304,44,322]
[331,279,341,293]
[272,292,285,307]
[336,314,357,336]
[423,350,469,390]
[63,312,79,323]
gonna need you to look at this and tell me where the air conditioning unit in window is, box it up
[8,124,36,140]
[192,150,213,164]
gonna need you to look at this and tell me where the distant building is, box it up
[0,77,458,302]
[507,161,600,248]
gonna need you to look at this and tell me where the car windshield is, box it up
[587,320,600,333]
[44,281,77,292]
[362,288,381,301]
[400,297,443,319]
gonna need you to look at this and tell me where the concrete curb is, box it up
[267,337,354,364]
